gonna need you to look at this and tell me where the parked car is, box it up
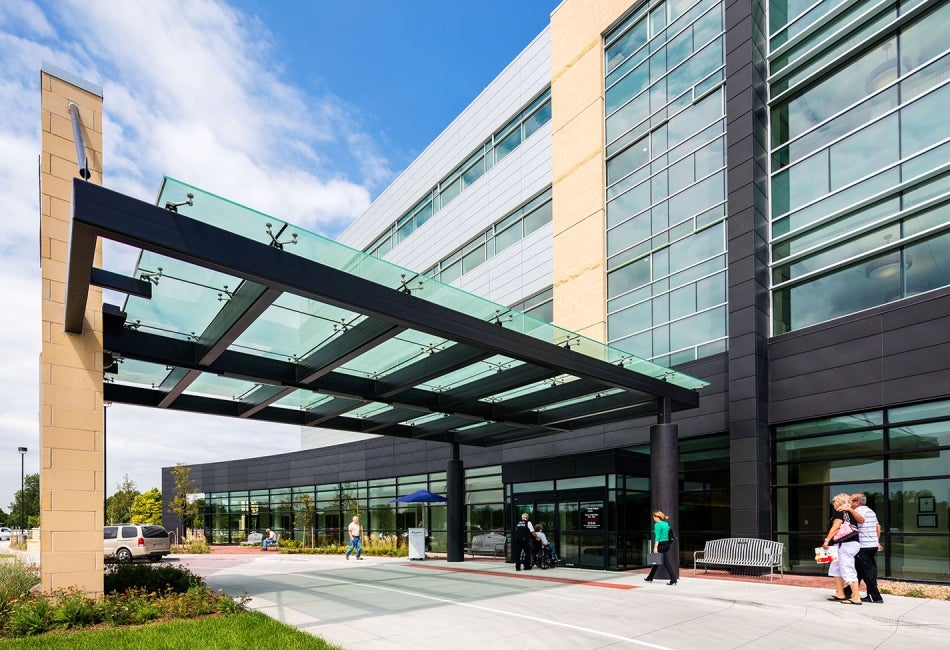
[0,527,11,541]
[104,524,171,562]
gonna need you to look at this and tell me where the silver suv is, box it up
[104,524,171,562]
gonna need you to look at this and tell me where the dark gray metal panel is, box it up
[770,287,950,424]
[725,0,771,540]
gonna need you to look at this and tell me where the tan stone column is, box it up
[550,0,629,342]
[39,65,104,594]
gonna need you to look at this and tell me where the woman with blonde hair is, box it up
[822,492,864,604]
[644,510,677,585]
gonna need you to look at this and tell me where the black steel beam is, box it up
[73,180,699,409]
[90,267,152,299]
[64,217,98,334]
[439,363,558,406]
[297,318,405,383]
[376,343,492,398]
[105,327,566,432]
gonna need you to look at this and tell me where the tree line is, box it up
[2,464,200,544]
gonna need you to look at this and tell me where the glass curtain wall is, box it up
[770,0,950,333]
[775,398,950,581]
[604,0,729,367]
[201,466,503,550]
[628,433,730,565]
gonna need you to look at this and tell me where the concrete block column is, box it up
[39,64,105,595]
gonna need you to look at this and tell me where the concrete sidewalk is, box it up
[177,553,950,650]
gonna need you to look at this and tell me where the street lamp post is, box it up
[17,447,27,534]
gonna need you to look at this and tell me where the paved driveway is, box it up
[175,553,950,650]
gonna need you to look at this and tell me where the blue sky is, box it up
[0,0,559,506]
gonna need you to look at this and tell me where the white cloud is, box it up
[0,0,395,504]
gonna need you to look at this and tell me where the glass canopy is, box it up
[70,177,706,447]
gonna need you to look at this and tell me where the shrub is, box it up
[278,538,302,550]
[0,556,40,601]
[174,538,212,554]
[49,587,100,630]
[104,563,204,595]
[6,595,53,637]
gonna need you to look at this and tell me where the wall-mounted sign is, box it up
[581,502,602,529]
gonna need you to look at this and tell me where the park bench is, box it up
[464,542,505,558]
[693,538,785,581]
[244,532,263,546]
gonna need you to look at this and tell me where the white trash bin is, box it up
[408,527,426,560]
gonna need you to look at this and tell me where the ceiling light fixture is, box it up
[865,235,912,280]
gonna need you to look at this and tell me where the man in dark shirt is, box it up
[513,512,537,571]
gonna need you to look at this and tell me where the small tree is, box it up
[130,487,163,524]
[170,463,199,542]
[106,474,140,524]
[296,493,316,547]
[8,473,40,529]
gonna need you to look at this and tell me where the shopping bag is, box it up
[647,552,663,565]
[814,546,838,564]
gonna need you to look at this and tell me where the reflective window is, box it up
[605,0,727,363]
[770,4,950,334]
[775,399,950,580]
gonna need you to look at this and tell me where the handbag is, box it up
[668,528,677,542]
[647,552,663,565]
[832,513,857,541]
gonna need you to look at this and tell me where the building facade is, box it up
[166,0,950,581]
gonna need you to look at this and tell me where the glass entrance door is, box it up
[512,489,608,569]
[560,499,606,569]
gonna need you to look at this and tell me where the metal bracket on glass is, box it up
[140,267,163,286]
[164,193,194,212]
[399,273,424,295]
[265,222,297,250]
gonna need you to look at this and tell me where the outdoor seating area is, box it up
[693,538,785,581]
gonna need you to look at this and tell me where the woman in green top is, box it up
[645,510,677,585]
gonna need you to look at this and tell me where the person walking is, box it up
[645,510,677,585]
[512,512,537,571]
[345,515,363,560]
[847,493,883,603]
[822,492,863,605]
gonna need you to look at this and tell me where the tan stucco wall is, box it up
[40,69,105,594]
[550,0,632,342]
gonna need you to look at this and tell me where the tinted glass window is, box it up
[143,526,169,538]
[104,526,117,540]
[121,526,138,538]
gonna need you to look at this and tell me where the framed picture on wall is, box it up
[918,496,935,513]
[917,514,937,528]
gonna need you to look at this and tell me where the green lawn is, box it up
[0,611,341,649]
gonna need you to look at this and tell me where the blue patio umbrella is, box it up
[391,489,447,504]
[391,490,446,533]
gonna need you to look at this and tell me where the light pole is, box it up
[17,447,27,534]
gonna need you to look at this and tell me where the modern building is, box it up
[157,0,949,581]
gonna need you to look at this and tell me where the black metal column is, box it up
[446,442,464,562]
[650,422,679,579]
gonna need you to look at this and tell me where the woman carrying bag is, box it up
[645,510,677,585]
[822,492,865,604]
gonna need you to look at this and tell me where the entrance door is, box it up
[560,498,606,569]
[512,489,608,569]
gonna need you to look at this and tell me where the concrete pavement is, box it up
[174,553,950,650]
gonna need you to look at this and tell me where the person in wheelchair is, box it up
[534,525,559,567]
